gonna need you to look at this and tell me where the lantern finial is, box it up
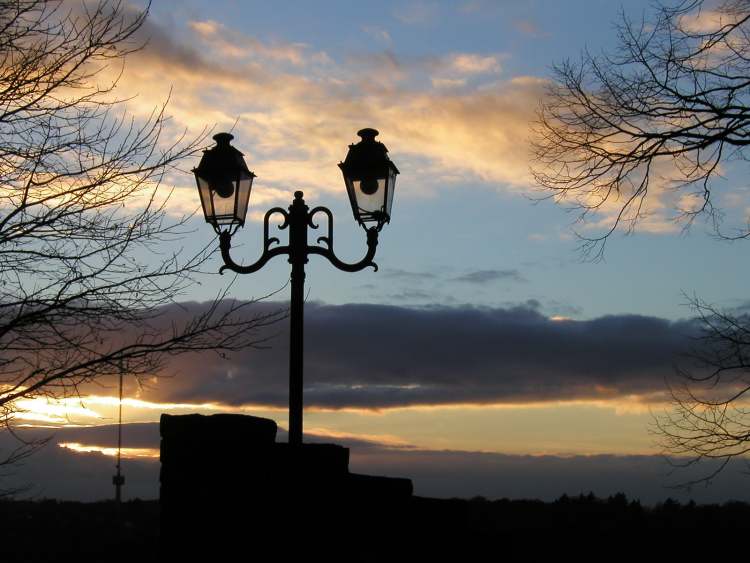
[357,128,379,142]
[213,132,234,145]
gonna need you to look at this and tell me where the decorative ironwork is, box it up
[219,191,379,276]
[196,129,398,448]
[216,190,379,447]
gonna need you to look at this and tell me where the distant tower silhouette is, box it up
[112,361,125,503]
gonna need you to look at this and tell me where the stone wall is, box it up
[160,413,413,550]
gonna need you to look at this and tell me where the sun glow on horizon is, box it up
[58,442,160,459]
[7,391,702,457]
[8,394,287,426]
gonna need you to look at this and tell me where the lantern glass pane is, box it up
[196,175,215,222]
[211,180,238,224]
[385,167,397,219]
[352,177,387,216]
[343,175,365,225]
[234,173,254,225]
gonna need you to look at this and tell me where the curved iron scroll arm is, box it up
[307,206,379,272]
[219,207,290,274]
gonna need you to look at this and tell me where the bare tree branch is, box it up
[0,0,284,486]
[532,0,750,485]
[654,295,750,486]
[531,0,750,259]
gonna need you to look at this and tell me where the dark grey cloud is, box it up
[44,300,698,411]
[131,300,698,410]
[32,422,160,449]
[125,8,267,86]
[3,423,747,505]
[498,298,583,318]
[545,299,584,318]
[387,289,434,301]
[452,269,527,284]
[382,268,438,281]
[131,15,219,75]
[1,425,158,501]
[351,448,750,505]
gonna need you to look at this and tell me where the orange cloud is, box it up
[446,53,502,74]
[90,17,536,199]
[77,14,703,238]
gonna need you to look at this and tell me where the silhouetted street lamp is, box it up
[193,128,399,446]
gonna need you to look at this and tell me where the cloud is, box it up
[42,422,161,449]
[92,11,545,203]
[362,26,393,46]
[78,10,714,252]
[393,1,438,25]
[678,8,745,34]
[1,424,160,501]
[452,269,527,284]
[458,0,485,13]
[54,300,699,411]
[25,2,719,242]
[544,300,583,318]
[5,422,748,504]
[428,52,505,92]
[431,77,467,89]
[386,289,434,301]
[382,268,438,281]
[2,300,700,412]
[353,447,750,504]
[514,20,547,38]
[187,19,311,65]
[446,53,502,75]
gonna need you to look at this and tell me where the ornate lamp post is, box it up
[193,128,399,446]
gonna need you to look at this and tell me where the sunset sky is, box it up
[8,0,750,504]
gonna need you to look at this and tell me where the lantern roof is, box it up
[339,128,399,179]
[194,133,254,183]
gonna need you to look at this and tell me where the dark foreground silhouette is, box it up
[159,413,413,553]
[3,412,750,558]
[2,494,749,558]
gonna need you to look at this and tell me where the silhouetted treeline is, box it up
[0,494,750,554]
[0,499,158,561]
[410,492,750,536]
[1,493,749,558]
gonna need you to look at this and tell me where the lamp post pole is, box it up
[288,193,307,447]
[197,129,398,447]
[218,192,380,445]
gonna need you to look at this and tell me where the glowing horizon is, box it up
[9,391,677,456]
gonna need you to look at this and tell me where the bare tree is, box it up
[532,0,750,258]
[0,0,283,485]
[532,0,750,485]
[655,297,750,486]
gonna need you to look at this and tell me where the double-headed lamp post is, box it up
[193,128,399,447]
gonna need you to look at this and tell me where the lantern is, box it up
[339,128,399,230]
[193,132,255,232]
